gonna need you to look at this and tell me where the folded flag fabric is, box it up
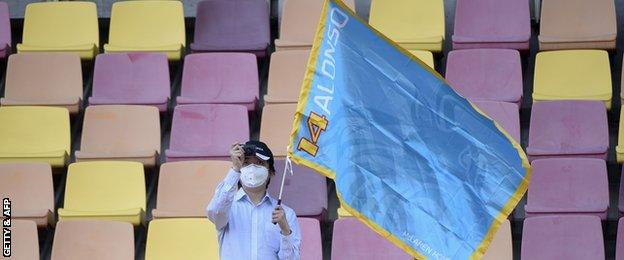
[287,0,531,259]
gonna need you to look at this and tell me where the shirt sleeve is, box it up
[206,168,240,230]
[278,207,301,260]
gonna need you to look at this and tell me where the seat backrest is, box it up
[369,0,445,40]
[331,218,412,259]
[169,104,249,155]
[0,106,70,158]
[155,161,230,217]
[108,1,185,48]
[145,219,219,260]
[92,53,170,100]
[80,105,161,154]
[5,53,82,102]
[0,162,54,223]
[266,50,310,101]
[260,104,298,157]
[482,219,512,260]
[51,220,134,260]
[279,0,355,43]
[298,218,322,260]
[64,161,146,213]
[21,2,98,48]
[6,220,39,260]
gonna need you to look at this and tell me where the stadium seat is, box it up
[525,158,609,219]
[369,0,445,52]
[105,1,185,61]
[75,105,161,167]
[152,161,230,219]
[145,218,219,260]
[268,160,327,219]
[483,219,512,260]
[331,217,412,259]
[264,50,309,105]
[2,220,39,260]
[0,106,70,167]
[617,109,624,163]
[0,2,11,59]
[337,205,352,218]
[191,0,270,57]
[275,0,355,51]
[473,101,521,143]
[260,104,298,157]
[533,50,612,109]
[453,0,530,50]
[521,215,604,259]
[409,50,435,69]
[539,0,616,50]
[58,162,146,226]
[17,2,98,59]
[446,49,523,106]
[527,101,608,161]
[177,53,259,111]
[89,53,170,112]
[617,218,624,260]
[51,220,134,260]
[1,53,83,114]
[298,218,323,260]
[0,163,54,227]
[166,104,249,162]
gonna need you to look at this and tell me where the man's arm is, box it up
[277,207,301,260]
[206,168,240,230]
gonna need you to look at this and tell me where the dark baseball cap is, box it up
[244,141,274,170]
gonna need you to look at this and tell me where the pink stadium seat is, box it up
[617,218,624,260]
[0,163,54,227]
[0,2,11,58]
[473,101,520,143]
[89,53,170,112]
[298,218,323,260]
[527,101,608,161]
[177,53,259,111]
[446,49,523,106]
[525,158,609,219]
[521,215,604,260]
[166,104,249,162]
[51,220,134,260]
[3,220,39,260]
[268,160,327,219]
[453,0,530,50]
[192,0,270,57]
[332,218,412,259]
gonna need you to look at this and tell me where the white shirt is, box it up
[206,169,301,260]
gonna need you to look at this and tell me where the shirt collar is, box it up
[235,188,276,207]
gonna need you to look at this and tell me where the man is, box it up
[207,141,301,260]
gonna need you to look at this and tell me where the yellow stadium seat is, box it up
[409,50,435,69]
[17,2,99,60]
[0,106,70,167]
[533,50,612,109]
[369,0,445,52]
[105,1,185,61]
[58,161,146,226]
[145,219,219,260]
[617,107,624,163]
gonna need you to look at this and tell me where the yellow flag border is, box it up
[287,0,531,259]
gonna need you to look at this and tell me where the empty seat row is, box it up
[0,160,327,227]
[0,52,260,114]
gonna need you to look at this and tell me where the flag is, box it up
[287,0,531,259]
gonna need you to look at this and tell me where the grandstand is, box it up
[0,0,623,259]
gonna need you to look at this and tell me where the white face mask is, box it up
[240,164,269,188]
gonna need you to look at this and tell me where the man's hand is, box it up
[272,206,291,235]
[230,143,244,172]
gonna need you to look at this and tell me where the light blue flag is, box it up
[287,0,531,259]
